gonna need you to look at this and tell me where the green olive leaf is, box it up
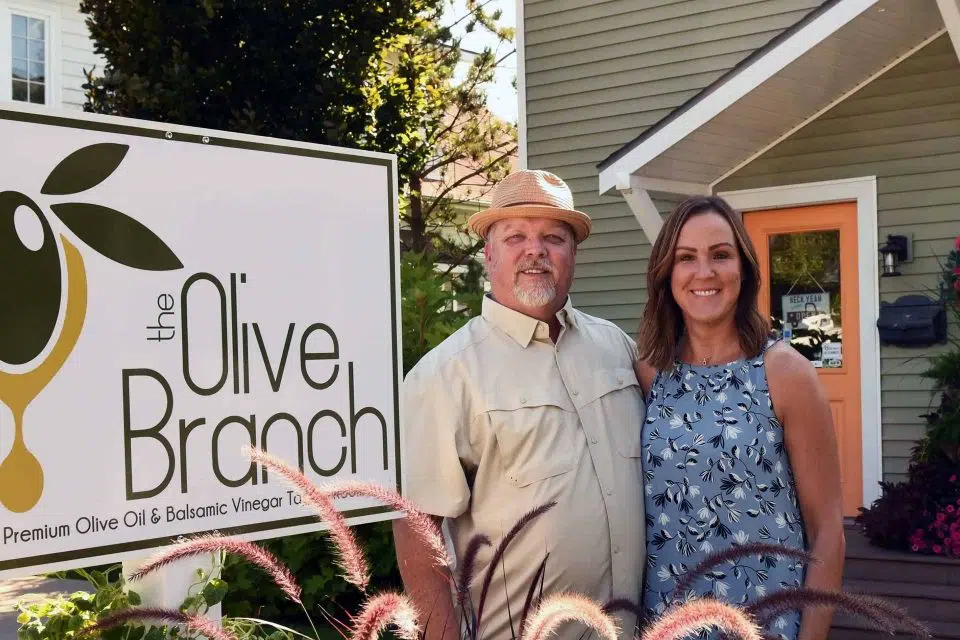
[50,203,183,271]
[41,143,130,195]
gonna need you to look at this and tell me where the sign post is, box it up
[0,102,404,621]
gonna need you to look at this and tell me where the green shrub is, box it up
[17,565,231,640]
[221,521,401,623]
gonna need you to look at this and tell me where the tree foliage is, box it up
[389,1,517,264]
[79,0,446,151]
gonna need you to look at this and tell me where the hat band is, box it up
[495,200,573,210]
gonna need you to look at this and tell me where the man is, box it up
[394,169,646,640]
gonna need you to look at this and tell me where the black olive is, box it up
[0,191,62,366]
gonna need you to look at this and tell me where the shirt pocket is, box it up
[578,366,644,459]
[485,392,579,488]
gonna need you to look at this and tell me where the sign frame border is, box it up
[0,102,404,575]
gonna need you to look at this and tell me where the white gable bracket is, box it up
[937,0,960,62]
[597,0,879,195]
[632,176,711,196]
[620,175,664,243]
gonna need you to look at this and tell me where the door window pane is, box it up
[12,14,26,36]
[12,58,27,80]
[28,62,44,82]
[27,17,44,40]
[12,80,28,101]
[28,38,44,62]
[768,230,843,368]
[11,15,46,104]
[12,35,26,59]
[28,83,44,103]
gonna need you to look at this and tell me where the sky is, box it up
[443,0,519,124]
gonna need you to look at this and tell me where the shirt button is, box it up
[520,396,527,404]
[616,377,623,385]
[572,389,579,396]
[591,437,598,444]
[606,489,613,496]
[613,544,620,554]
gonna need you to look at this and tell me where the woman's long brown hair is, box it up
[637,195,770,370]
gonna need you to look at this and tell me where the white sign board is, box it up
[781,292,830,328]
[0,104,402,578]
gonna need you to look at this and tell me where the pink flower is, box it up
[948,505,956,514]
[938,513,946,523]
[912,545,919,551]
[933,545,943,554]
[955,235,960,250]
[950,475,958,483]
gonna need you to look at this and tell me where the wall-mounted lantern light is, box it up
[879,234,909,277]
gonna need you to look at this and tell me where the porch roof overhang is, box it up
[596,0,955,239]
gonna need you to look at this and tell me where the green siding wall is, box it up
[718,35,960,482]
[524,0,823,333]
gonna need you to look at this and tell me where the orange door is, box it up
[744,203,862,517]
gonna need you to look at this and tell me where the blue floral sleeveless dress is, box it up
[641,340,807,640]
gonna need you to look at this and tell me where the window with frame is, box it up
[11,13,46,104]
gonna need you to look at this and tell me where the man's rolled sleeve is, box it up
[401,365,471,518]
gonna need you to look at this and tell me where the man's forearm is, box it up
[393,516,460,640]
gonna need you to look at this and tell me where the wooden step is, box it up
[844,554,960,585]
[829,619,960,640]
[843,579,960,623]
[842,528,960,586]
[832,526,960,639]
[830,616,960,640]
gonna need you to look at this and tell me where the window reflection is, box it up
[767,231,843,368]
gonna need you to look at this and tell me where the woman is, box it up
[634,196,845,640]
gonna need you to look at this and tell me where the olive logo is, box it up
[0,143,182,513]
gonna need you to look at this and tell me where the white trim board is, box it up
[718,177,883,509]
[598,0,879,194]
[515,0,527,170]
[936,0,960,62]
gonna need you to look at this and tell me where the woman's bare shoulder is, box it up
[763,340,823,405]
[634,359,658,395]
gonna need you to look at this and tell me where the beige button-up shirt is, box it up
[402,295,647,640]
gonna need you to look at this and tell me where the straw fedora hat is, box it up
[467,169,592,243]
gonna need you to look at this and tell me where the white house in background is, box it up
[0,0,101,110]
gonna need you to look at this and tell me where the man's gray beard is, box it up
[515,280,556,307]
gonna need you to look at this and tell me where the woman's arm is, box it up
[765,343,846,640]
[634,359,657,398]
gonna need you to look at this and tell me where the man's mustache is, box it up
[515,259,554,275]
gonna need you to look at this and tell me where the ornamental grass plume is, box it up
[671,543,815,597]
[641,599,763,640]
[348,592,420,640]
[745,587,931,638]
[520,593,618,640]
[243,446,370,591]
[476,502,557,630]
[79,606,239,640]
[517,554,550,638]
[325,480,452,569]
[458,533,493,608]
[127,532,302,604]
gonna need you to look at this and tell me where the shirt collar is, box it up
[481,295,577,348]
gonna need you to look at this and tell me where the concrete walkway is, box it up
[0,576,89,638]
